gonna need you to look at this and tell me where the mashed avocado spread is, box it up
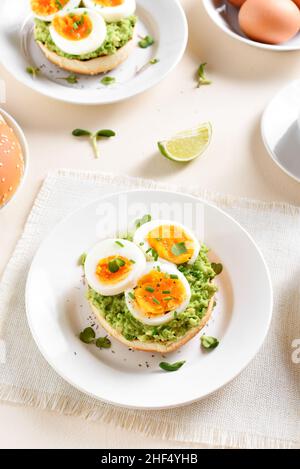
[87,246,217,344]
[34,16,137,60]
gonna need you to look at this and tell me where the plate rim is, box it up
[25,189,273,409]
[0,0,188,105]
[202,0,300,52]
[261,79,300,184]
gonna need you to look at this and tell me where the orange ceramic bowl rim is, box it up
[0,107,29,211]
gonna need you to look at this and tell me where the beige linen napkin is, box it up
[0,169,299,449]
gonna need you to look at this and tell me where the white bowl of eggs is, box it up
[0,108,29,210]
[203,0,300,51]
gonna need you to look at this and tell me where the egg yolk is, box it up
[147,225,194,264]
[134,270,186,317]
[94,0,124,6]
[31,0,69,16]
[96,256,132,284]
[52,13,93,41]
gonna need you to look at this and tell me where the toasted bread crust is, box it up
[36,27,136,75]
[89,294,215,353]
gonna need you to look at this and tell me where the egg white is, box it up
[85,238,146,296]
[83,0,136,22]
[49,8,107,55]
[125,262,191,326]
[133,220,201,266]
[31,0,81,22]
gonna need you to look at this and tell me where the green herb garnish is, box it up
[95,129,116,138]
[101,76,116,86]
[171,242,187,256]
[108,257,125,273]
[201,335,219,350]
[163,297,173,301]
[135,214,151,228]
[72,15,84,31]
[170,274,178,280]
[117,258,126,267]
[79,327,112,350]
[79,327,96,344]
[138,35,155,48]
[72,128,116,158]
[78,252,87,267]
[162,290,171,294]
[197,63,212,88]
[151,249,158,261]
[59,74,78,84]
[128,292,135,300]
[152,298,160,305]
[149,58,159,65]
[115,240,124,247]
[26,66,40,79]
[159,361,186,372]
[146,247,158,261]
[145,286,155,293]
[55,0,63,9]
[96,336,111,349]
[211,263,223,275]
[72,129,91,137]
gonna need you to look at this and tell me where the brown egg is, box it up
[0,114,24,208]
[239,0,300,44]
[292,0,300,7]
[228,0,246,7]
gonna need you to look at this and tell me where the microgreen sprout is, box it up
[197,63,212,88]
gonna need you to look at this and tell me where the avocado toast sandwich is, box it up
[30,1,137,75]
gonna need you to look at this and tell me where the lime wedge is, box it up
[158,122,212,162]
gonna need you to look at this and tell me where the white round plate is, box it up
[0,0,187,105]
[261,80,300,183]
[203,0,300,51]
[0,107,29,211]
[26,190,273,409]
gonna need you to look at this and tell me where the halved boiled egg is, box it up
[133,220,200,266]
[49,8,107,55]
[125,262,191,326]
[83,0,136,22]
[30,0,81,22]
[85,239,146,296]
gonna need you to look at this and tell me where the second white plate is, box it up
[0,0,187,105]
[26,190,273,409]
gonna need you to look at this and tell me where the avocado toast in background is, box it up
[31,0,137,75]
[84,218,218,353]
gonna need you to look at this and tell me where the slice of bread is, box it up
[88,294,215,353]
[36,26,136,75]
